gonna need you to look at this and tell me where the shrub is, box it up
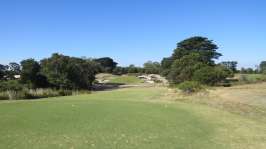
[6,90,26,100]
[193,66,230,86]
[58,90,72,96]
[0,88,79,100]
[0,92,9,100]
[0,80,23,91]
[167,53,205,84]
[178,81,204,94]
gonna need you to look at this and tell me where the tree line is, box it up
[1,36,266,92]
[0,54,161,91]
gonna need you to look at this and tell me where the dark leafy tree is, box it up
[20,59,47,88]
[259,61,266,74]
[127,65,139,73]
[168,53,206,84]
[172,36,222,65]
[0,80,23,91]
[220,61,238,73]
[160,57,173,76]
[240,67,255,74]
[193,65,230,86]
[164,36,229,85]
[9,62,21,74]
[0,64,8,80]
[94,57,117,73]
[113,66,128,75]
[41,53,97,89]
[6,62,21,79]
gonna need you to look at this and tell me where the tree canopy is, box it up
[162,36,230,85]
[41,53,97,89]
[172,36,222,65]
[94,57,117,73]
[20,59,46,88]
[0,64,8,80]
[143,61,161,74]
[220,61,238,73]
[260,61,266,74]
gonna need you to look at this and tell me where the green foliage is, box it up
[260,61,266,74]
[168,53,205,84]
[0,64,8,80]
[112,67,128,75]
[94,57,118,73]
[127,64,142,73]
[20,58,48,88]
[8,62,21,74]
[143,61,161,74]
[172,36,221,65]
[6,62,21,79]
[41,53,97,89]
[160,57,173,76]
[0,92,8,100]
[0,80,23,91]
[162,36,229,86]
[240,67,257,74]
[0,63,21,80]
[178,81,204,93]
[0,88,90,100]
[219,61,238,73]
[193,66,230,86]
[58,89,73,96]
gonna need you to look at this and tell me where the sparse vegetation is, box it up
[177,81,204,93]
[0,88,90,100]
[234,74,266,85]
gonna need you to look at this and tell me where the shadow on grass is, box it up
[92,83,126,91]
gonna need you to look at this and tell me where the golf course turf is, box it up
[0,87,266,149]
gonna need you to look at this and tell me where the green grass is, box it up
[0,87,266,149]
[108,75,143,84]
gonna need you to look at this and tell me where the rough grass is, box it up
[0,87,266,149]
[174,82,266,122]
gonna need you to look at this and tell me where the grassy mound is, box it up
[0,87,265,149]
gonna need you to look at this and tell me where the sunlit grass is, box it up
[0,87,265,149]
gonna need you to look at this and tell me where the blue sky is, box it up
[0,0,265,68]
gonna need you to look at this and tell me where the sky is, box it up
[0,0,265,68]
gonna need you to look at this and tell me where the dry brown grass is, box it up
[165,83,266,122]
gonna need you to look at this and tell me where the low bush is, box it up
[193,66,230,86]
[58,89,73,96]
[0,80,23,91]
[0,88,91,100]
[0,90,26,100]
[0,92,9,100]
[178,81,204,94]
